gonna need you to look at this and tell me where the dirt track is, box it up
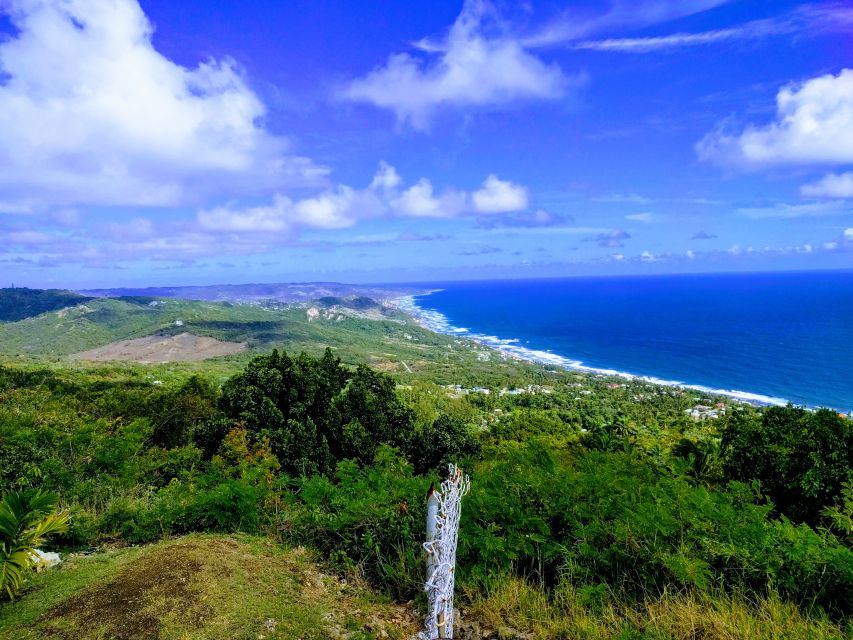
[71,332,247,363]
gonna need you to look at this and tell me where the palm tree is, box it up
[0,490,69,600]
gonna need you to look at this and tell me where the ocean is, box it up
[400,271,853,413]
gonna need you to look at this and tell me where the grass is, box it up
[464,576,851,640]
[0,535,419,640]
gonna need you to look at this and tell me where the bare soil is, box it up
[40,540,221,640]
[71,332,247,363]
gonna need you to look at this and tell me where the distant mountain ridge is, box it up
[79,282,422,304]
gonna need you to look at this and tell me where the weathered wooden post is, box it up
[420,464,470,640]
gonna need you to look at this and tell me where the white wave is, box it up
[400,293,791,408]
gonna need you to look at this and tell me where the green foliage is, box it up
[0,344,850,633]
[460,441,853,616]
[149,375,219,449]
[219,349,418,475]
[721,406,852,525]
[0,490,69,599]
[408,414,481,474]
[286,446,432,601]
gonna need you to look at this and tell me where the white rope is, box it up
[419,464,471,639]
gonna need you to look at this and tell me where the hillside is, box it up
[0,293,545,384]
[0,288,92,323]
[0,535,418,640]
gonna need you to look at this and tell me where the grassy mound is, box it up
[0,535,418,640]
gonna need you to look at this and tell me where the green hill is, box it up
[0,294,542,384]
[0,288,92,322]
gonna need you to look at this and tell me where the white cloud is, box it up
[738,200,851,219]
[574,21,776,53]
[0,0,326,208]
[7,230,54,245]
[199,163,531,236]
[624,212,660,223]
[593,193,654,204]
[824,228,853,252]
[698,68,853,167]
[199,186,383,234]
[524,0,736,47]
[570,4,853,53]
[369,161,402,191]
[471,175,528,213]
[199,196,294,234]
[801,172,853,198]
[391,179,468,218]
[340,0,570,130]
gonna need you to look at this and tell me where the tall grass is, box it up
[467,575,849,639]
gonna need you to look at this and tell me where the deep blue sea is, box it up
[403,271,853,413]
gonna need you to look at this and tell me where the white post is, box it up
[420,464,471,640]
[426,485,440,580]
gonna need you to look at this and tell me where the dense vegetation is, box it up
[1,347,851,638]
[0,288,91,323]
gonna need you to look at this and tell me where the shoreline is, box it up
[392,292,795,410]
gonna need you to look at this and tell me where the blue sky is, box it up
[0,0,851,288]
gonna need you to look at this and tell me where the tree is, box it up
[150,375,219,449]
[409,414,481,474]
[217,350,416,475]
[333,365,415,464]
[1,490,69,599]
[721,406,852,525]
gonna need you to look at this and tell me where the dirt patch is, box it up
[40,540,225,640]
[71,332,247,363]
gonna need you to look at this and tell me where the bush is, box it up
[285,446,432,601]
[218,349,417,475]
[460,441,853,615]
[721,406,852,526]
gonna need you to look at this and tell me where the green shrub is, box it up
[721,406,852,526]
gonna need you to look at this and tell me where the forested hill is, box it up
[0,287,92,322]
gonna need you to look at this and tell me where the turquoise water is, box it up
[407,271,853,412]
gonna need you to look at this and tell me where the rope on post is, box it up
[419,464,471,640]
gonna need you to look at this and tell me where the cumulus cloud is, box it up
[199,163,531,236]
[0,0,325,208]
[340,0,571,129]
[390,179,466,218]
[199,186,385,235]
[801,172,853,198]
[5,159,538,267]
[471,175,528,213]
[698,68,853,168]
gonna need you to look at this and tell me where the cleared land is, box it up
[71,332,247,363]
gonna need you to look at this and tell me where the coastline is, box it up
[393,292,793,410]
